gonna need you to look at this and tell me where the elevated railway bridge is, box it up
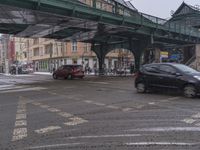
[0,0,200,72]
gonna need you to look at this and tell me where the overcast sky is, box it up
[131,0,199,19]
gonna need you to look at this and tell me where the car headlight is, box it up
[194,76,200,80]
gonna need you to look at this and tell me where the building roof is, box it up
[168,2,200,28]
[172,2,200,17]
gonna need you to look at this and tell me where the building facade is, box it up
[168,2,200,70]
[0,35,15,73]
[19,38,134,73]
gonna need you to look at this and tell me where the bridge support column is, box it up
[129,38,149,71]
[92,43,107,75]
[154,48,161,63]
[98,54,105,75]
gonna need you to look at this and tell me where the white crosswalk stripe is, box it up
[0,85,47,93]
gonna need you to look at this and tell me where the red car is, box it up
[53,65,84,80]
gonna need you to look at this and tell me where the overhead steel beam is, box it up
[0,0,199,39]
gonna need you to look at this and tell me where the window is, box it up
[72,41,77,52]
[84,43,89,52]
[159,65,176,74]
[96,1,102,9]
[23,52,27,58]
[33,39,39,45]
[45,44,53,55]
[143,65,159,73]
[33,48,39,56]
[173,64,198,74]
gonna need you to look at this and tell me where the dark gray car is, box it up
[135,63,200,98]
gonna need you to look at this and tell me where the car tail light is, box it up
[72,68,76,72]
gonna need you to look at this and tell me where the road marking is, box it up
[58,112,73,118]
[93,102,106,106]
[195,123,200,127]
[25,143,82,150]
[84,100,138,112]
[0,87,46,93]
[128,127,200,132]
[125,142,196,146]
[35,126,61,134]
[106,105,119,109]
[192,113,200,119]
[17,109,26,113]
[39,105,50,109]
[15,120,27,127]
[64,117,88,126]
[12,128,27,142]
[84,100,93,103]
[0,85,26,91]
[122,108,132,112]
[148,102,155,105]
[47,108,61,112]
[68,134,141,139]
[31,101,88,132]
[182,118,196,124]
[0,85,14,88]
[12,97,28,141]
[31,101,88,130]
[16,114,26,120]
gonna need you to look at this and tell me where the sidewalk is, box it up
[1,72,134,77]
[0,73,34,77]
[0,72,52,77]
[33,72,52,75]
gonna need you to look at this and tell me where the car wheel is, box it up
[68,74,73,80]
[53,73,57,79]
[183,85,197,98]
[136,82,146,93]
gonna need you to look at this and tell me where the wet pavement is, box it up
[0,74,200,150]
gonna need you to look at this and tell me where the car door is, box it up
[143,64,161,87]
[56,66,64,77]
[158,64,178,89]
[62,65,71,77]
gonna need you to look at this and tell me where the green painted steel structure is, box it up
[0,0,200,71]
[0,0,199,44]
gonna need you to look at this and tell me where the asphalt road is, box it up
[1,74,200,150]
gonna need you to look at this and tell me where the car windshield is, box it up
[173,64,198,74]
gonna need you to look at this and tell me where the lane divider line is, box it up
[12,97,28,142]
[35,126,61,134]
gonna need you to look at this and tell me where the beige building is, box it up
[13,37,134,72]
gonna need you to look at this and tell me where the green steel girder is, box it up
[44,28,82,39]
[0,23,28,34]
[0,0,200,42]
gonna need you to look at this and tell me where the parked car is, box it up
[53,65,84,80]
[135,63,200,98]
[116,68,131,75]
